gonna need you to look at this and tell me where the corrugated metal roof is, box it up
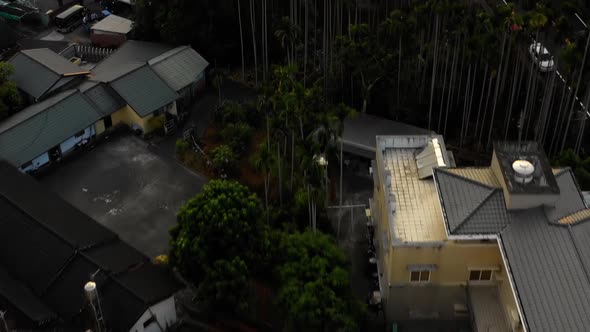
[149,46,209,91]
[90,14,133,34]
[0,90,102,166]
[91,40,173,82]
[110,65,177,117]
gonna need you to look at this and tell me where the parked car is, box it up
[529,42,555,72]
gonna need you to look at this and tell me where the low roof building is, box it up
[0,90,102,166]
[9,48,89,100]
[90,14,133,35]
[0,161,182,330]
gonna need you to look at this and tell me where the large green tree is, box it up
[275,230,364,331]
[0,62,23,120]
[169,180,270,304]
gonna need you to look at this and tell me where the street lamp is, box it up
[315,154,329,204]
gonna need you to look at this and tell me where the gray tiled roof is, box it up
[434,169,509,235]
[82,82,125,117]
[110,65,177,117]
[91,40,173,82]
[500,209,590,332]
[454,191,511,234]
[0,90,102,166]
[149,46,209,91]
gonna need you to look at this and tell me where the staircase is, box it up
[164,119,176,136]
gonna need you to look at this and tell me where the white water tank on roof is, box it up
[512,160,535,184]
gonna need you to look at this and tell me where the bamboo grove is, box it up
[135,0,590,157]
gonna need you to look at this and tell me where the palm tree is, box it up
[275,17,301,65]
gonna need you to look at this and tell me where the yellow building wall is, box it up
[388,243,503,285]
[111,105,166,134]
[95,119,106,135]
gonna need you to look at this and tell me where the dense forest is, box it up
[134,0,590,158]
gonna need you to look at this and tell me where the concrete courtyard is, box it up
[38,133,208,258]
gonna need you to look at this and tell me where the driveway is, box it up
[38,133,208,258]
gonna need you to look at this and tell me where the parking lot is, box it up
[38,133,208,258]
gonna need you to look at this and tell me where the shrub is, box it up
[218,101,247,125]
[212,144,237,176]
[220,122,252,153]
[175,139,190,160]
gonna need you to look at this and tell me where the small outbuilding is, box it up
[90,14,133,48]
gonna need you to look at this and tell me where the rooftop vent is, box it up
[512,160,534,184]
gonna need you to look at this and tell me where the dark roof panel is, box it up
[0,195,73,294]
[0,162,116,248]
[9,52,60,99]
[85,241,146,274]
[434,169,496,233]
[110,66,177,117]
[0,90,103,167]
[0,266,56,323]
[91,40,173,82]
[0,162,181,329]
[149,46,209,91]
[116,263,182,304]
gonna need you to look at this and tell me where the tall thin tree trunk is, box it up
[486,33,507,148]
[428,15,440,131]
[238,0,245,81]
[250,0,258,86]
[561,29,590,152]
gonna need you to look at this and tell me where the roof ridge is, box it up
[453,188,499,234]
[148,45,188,64]
[437,167,498,190]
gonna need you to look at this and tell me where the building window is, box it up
[469,269,494,281]
[410,270,430,283]
[74,130,85,138]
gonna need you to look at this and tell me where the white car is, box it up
[529,43,555,72]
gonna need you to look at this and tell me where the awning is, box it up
[407,264,437,272]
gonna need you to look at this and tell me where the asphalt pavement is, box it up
[38,133,208,258]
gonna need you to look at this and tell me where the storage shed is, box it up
[90,14,133,48]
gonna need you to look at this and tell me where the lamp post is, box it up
[315,154,329,204]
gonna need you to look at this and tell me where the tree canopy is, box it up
[553,149,590,190]
[169,179,270,290]
[275,230,364,331]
